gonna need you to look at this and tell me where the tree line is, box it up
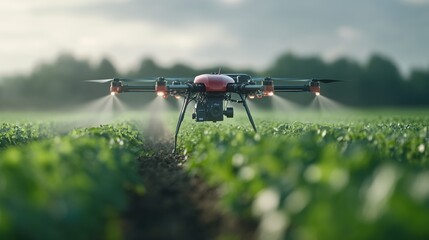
[0,52,428,110]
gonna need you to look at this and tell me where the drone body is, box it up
[88,73,340,152]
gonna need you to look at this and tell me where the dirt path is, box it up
[121,133,256,240]
[121,140,216,239]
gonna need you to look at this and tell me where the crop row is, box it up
[0,123,145,240]
[0,122,60,149]
[181,118,429,239]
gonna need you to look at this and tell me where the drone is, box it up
[87,73,340,152]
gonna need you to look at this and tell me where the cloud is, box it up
[218,0,245,6]
[0,0,428,76]
[401,0,429,6]
[0,0,125,12]
[337,26,362,41]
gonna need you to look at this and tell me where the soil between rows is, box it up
[121,139,257,240]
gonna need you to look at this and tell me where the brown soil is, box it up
[121,140,257,240]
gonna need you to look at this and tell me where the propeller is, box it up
[84,77,156,83]
[253,77,341,83]
[85,78,117,83]
[84,77,192,83]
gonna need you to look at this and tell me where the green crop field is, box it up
[0,110,428,240]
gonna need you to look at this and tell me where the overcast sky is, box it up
[1,0,428,76]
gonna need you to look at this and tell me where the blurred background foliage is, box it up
[0,52,428,110]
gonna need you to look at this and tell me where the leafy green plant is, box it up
[0,123,58,149]
[0,123,145,240]
[182,117,429,239]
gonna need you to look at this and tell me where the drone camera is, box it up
[193,95,225,122]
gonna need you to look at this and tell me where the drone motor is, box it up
[309,81,321,96]
[155,78,168,98]
[262,77,274,96]
[110,79,122,95]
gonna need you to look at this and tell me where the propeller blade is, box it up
[84,78,157,83]
[252,77,309,81]
[271,77,305,81]
[84,78,114,83]
[314,79,342,83]
[120,78,156,83]
[127,77,192,82]
[253,77,342,83]
[85,77,192,83]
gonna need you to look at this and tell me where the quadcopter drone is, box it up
[88,73,339,152]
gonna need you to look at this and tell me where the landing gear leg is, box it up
[173,92,192,153]
[239,94,257,132]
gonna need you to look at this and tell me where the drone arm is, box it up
[121,84,199,92]
[273,85,310,92]
[226,83,262,93]
[243,85,263,91]
[167,85,191,91]
[121,85,155,92]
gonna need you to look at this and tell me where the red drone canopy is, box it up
[194,74,235,92]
